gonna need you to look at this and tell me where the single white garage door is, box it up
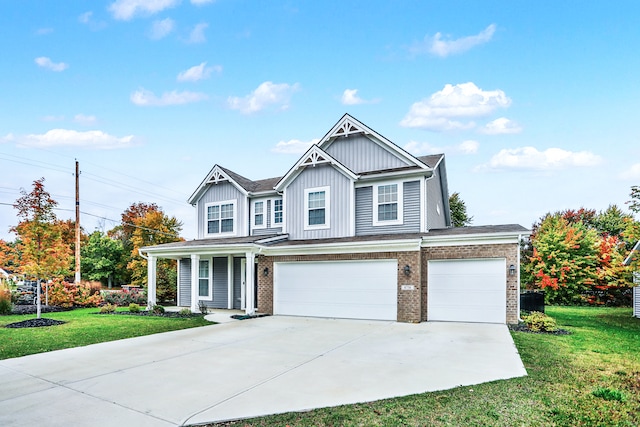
[428,258,506,323]
[274,260,397,321]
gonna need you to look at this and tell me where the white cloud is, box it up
[227,81,300,114]
[17,129,135,150]
[130,88,208,106]
[400,82,511,131]
[272,138,319,154]
[619,163,640,180]
[480,117,522,135]
[149,18,175,39]
[35,57,68,72]
[340,88,380,106]
[404,139,479,156]
[187,23,208,43]
[73,114,97,125]
[477,147,602,171]
[191,0,215,4]
[176,62,221,82]
[108,0,180,20]
[1,133,15,143]
[411,24,496,57]
[78,11,93,24]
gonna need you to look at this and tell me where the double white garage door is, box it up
[273,258,506,323]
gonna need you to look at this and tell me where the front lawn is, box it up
[0,307,211,360]
[204,306,640,427]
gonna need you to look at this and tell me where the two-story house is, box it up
[141,114,528,324]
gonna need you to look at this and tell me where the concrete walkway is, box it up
[0,316,527,426]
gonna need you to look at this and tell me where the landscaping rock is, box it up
[11,305,69,315]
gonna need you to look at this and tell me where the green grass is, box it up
[203,306,640,427]
[0,307,211,359]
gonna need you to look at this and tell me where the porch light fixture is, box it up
[403,265,411,276]
[263,267,269,276]
[509,264,516,276]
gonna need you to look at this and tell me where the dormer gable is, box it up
[188,164,250,205]
[274,145,358,191]
[319,114,432,175]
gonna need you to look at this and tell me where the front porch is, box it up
[145,250,259,316]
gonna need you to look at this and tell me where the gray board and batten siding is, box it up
[324,134,410,173]
[196,181,247,239]
[285,163,353,240]
[355,180,421,235]
[426,163,447,229]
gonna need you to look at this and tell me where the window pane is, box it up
[199,260,209,277]
[255,214,263,226]
[308,191,325,209]
[221,204,234,219]
[273,199,283,224]
[199,279,209,297]
[308,208,325,225]
[207,219,219,234]
[378,203,398,221]
[255,201,263,214]
[221,218,234,233]
[378,184,397,204]
[207,205,219,220]
[274,211,282,224]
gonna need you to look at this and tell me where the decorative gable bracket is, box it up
[301,149,329,167]
[206,167,228,185]
[329,117,367,139]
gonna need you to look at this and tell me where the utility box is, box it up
[521,291,545,313]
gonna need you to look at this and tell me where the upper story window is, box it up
[304,186,330,230]
[206,200,236,236]
[252,200,265,229]
[272,198,283,225]
[373,182,403,226]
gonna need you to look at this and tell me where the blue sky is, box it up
[1,0,639,241]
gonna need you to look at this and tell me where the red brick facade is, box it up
[257,243,519,324]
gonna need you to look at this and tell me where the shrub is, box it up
[522,311,558,332]
[178,308,191,316]
[0,283,12,315]
[48,279,103,307]
[129,303,141,313]
[592,387,625,402]
[99,303,116,313]
[152,305,165,315]
[198,300,208,315]
[103,288,146,306]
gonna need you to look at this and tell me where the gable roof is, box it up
[319,114,431,171]
[417,154,444,169]
[624,240,640,266]
[274,144,358,191]
[188,164,281,205]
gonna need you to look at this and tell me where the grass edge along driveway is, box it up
[201,306,639,427]
[0,307,211,360]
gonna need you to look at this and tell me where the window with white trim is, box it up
[252,200,266,229]
[373,182,403,226]
[205,200,236,236]
[272,198,283,225]
[198,259,212,300]
[304,186,330,230]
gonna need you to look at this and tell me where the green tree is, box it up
[81,231,125,288]
[127,208,183,302]
[628,185,640,214]
[593,205,634,241]
[11,178,71,318]
[449,192,473,227]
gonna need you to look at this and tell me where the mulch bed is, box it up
[509,323,571,335]
[97,311,203,318]
[11,305,70,315]
[230,313,270,320]
[5,318,67,328]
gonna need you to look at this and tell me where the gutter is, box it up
[138,248,148,260]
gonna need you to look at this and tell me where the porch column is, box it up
[190,254,199,312]
[147,255,157,307]
[245,251,255,315]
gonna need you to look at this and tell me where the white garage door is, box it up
[274,260,397,321]
[428,258,506,323]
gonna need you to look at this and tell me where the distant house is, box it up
[141,114,529,324]
[623,240,640,318]
[0,268,9,283]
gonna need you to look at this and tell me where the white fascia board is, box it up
[355,170,432,186]
[262,239,422,256]
[249,190,278,197]
[187,165,249,205]
[141,243,260,259]
[421,232,526,247]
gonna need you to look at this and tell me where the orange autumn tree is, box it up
[11,178,71,318]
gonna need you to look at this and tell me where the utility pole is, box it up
[75,160,81,284]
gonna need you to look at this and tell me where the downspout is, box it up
[138,248,149,260]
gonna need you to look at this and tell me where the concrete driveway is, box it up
[0,316,526,426]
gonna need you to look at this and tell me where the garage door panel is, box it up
[428,259,506,324]
[274,260,397,321]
